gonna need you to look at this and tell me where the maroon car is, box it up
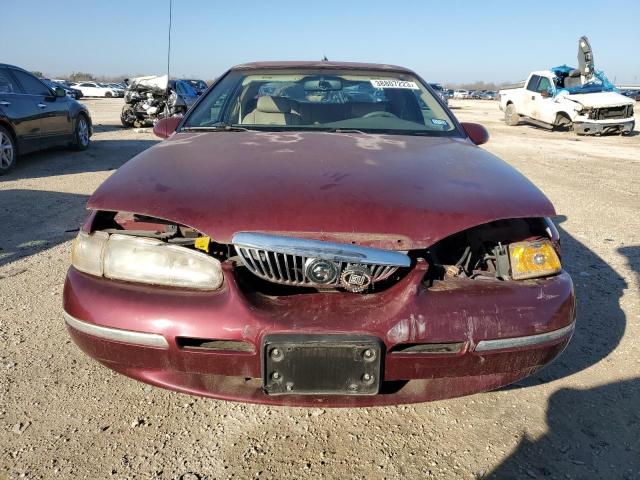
[64,62,575,406]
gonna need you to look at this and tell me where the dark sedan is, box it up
[0,64,92,174]
[64,61,574,406]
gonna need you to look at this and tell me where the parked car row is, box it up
[453,89,497,100]
[0,63,92,174]
[42,79,83,99]
[428,83,448,106]
[69,81,125,98]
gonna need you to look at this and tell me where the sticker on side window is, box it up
[370,79,419,90]
[431,118,448,126]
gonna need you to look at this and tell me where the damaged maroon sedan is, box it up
[63,62,575,406]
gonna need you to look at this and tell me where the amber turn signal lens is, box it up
[508,240,561,280]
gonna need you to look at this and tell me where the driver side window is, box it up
[536,77,552,94]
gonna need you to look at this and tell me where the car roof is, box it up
[0,63,31,73]
[231,61,415,74]
[531,70,553,76]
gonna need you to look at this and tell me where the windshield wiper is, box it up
[325,128,367,134]
[181,123,253,132]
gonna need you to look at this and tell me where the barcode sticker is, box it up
[370,79,419,90]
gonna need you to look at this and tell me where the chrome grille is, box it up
[233,232,410,289]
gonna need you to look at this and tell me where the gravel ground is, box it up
[1,98,638,479]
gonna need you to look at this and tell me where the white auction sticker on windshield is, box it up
[370,79,419,90]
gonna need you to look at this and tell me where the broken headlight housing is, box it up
[495,239,561,280]
[71,231,223,290]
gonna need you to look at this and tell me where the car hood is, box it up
[88,131,555,249]
[565,91,634,108]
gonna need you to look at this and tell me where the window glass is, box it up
[11,69,51,96]
[526,75,540,92]
[185,73,239,126]
[184,70,458,136]
[536,77,552,93]
[0,68,21,94]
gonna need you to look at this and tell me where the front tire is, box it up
[71,114,90,151]
[504,103,520,126]
[0,125,17,175]
[553,113,573,132]
[105,91,112,98]
[120,106,136,127]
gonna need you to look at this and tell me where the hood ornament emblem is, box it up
[305,258,339,285]
[340,265,373,293]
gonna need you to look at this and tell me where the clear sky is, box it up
[3,0,639,84]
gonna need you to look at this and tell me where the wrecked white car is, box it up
[120,75,199,128]
[499,37,635,135]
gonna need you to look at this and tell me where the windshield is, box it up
[183,69,457,135]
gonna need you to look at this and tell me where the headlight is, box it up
[71,230,108,276]
[72,232,223,290]
[508,239,561,280]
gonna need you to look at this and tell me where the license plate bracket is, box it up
[262,334,382,395]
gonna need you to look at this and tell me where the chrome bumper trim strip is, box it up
[475,322,575,352]
[63,311,169,348]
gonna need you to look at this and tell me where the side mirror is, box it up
[460,122,489,146]
[54,86,66,98]
[540,89,551,98]
[153,115,182,138]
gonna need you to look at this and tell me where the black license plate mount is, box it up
[262,334,382,396]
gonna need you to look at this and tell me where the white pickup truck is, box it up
[498,70,635,135]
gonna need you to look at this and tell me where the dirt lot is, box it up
[1,98,638,479]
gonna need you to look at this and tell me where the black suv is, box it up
[0,64,92,174]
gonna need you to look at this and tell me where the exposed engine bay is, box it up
[89,211,561,295]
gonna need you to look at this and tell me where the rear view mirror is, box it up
[460,122,489,146]
[54,86,66,98]
[153,115,182,138]
[303,78,342,91]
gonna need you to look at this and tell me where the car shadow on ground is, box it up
[92,124,130,133]
[505,215,627,387]
[0,137,157,268]
[0,189,89,269]
[488,377,640,479]
[489,244,639,479]
[1,138,157,181]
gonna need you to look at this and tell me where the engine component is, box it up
[120,75,186,128]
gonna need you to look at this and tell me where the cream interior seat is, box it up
[242,96,301,125]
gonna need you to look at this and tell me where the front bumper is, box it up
[574,119,635,135]
[63,264,576,407]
